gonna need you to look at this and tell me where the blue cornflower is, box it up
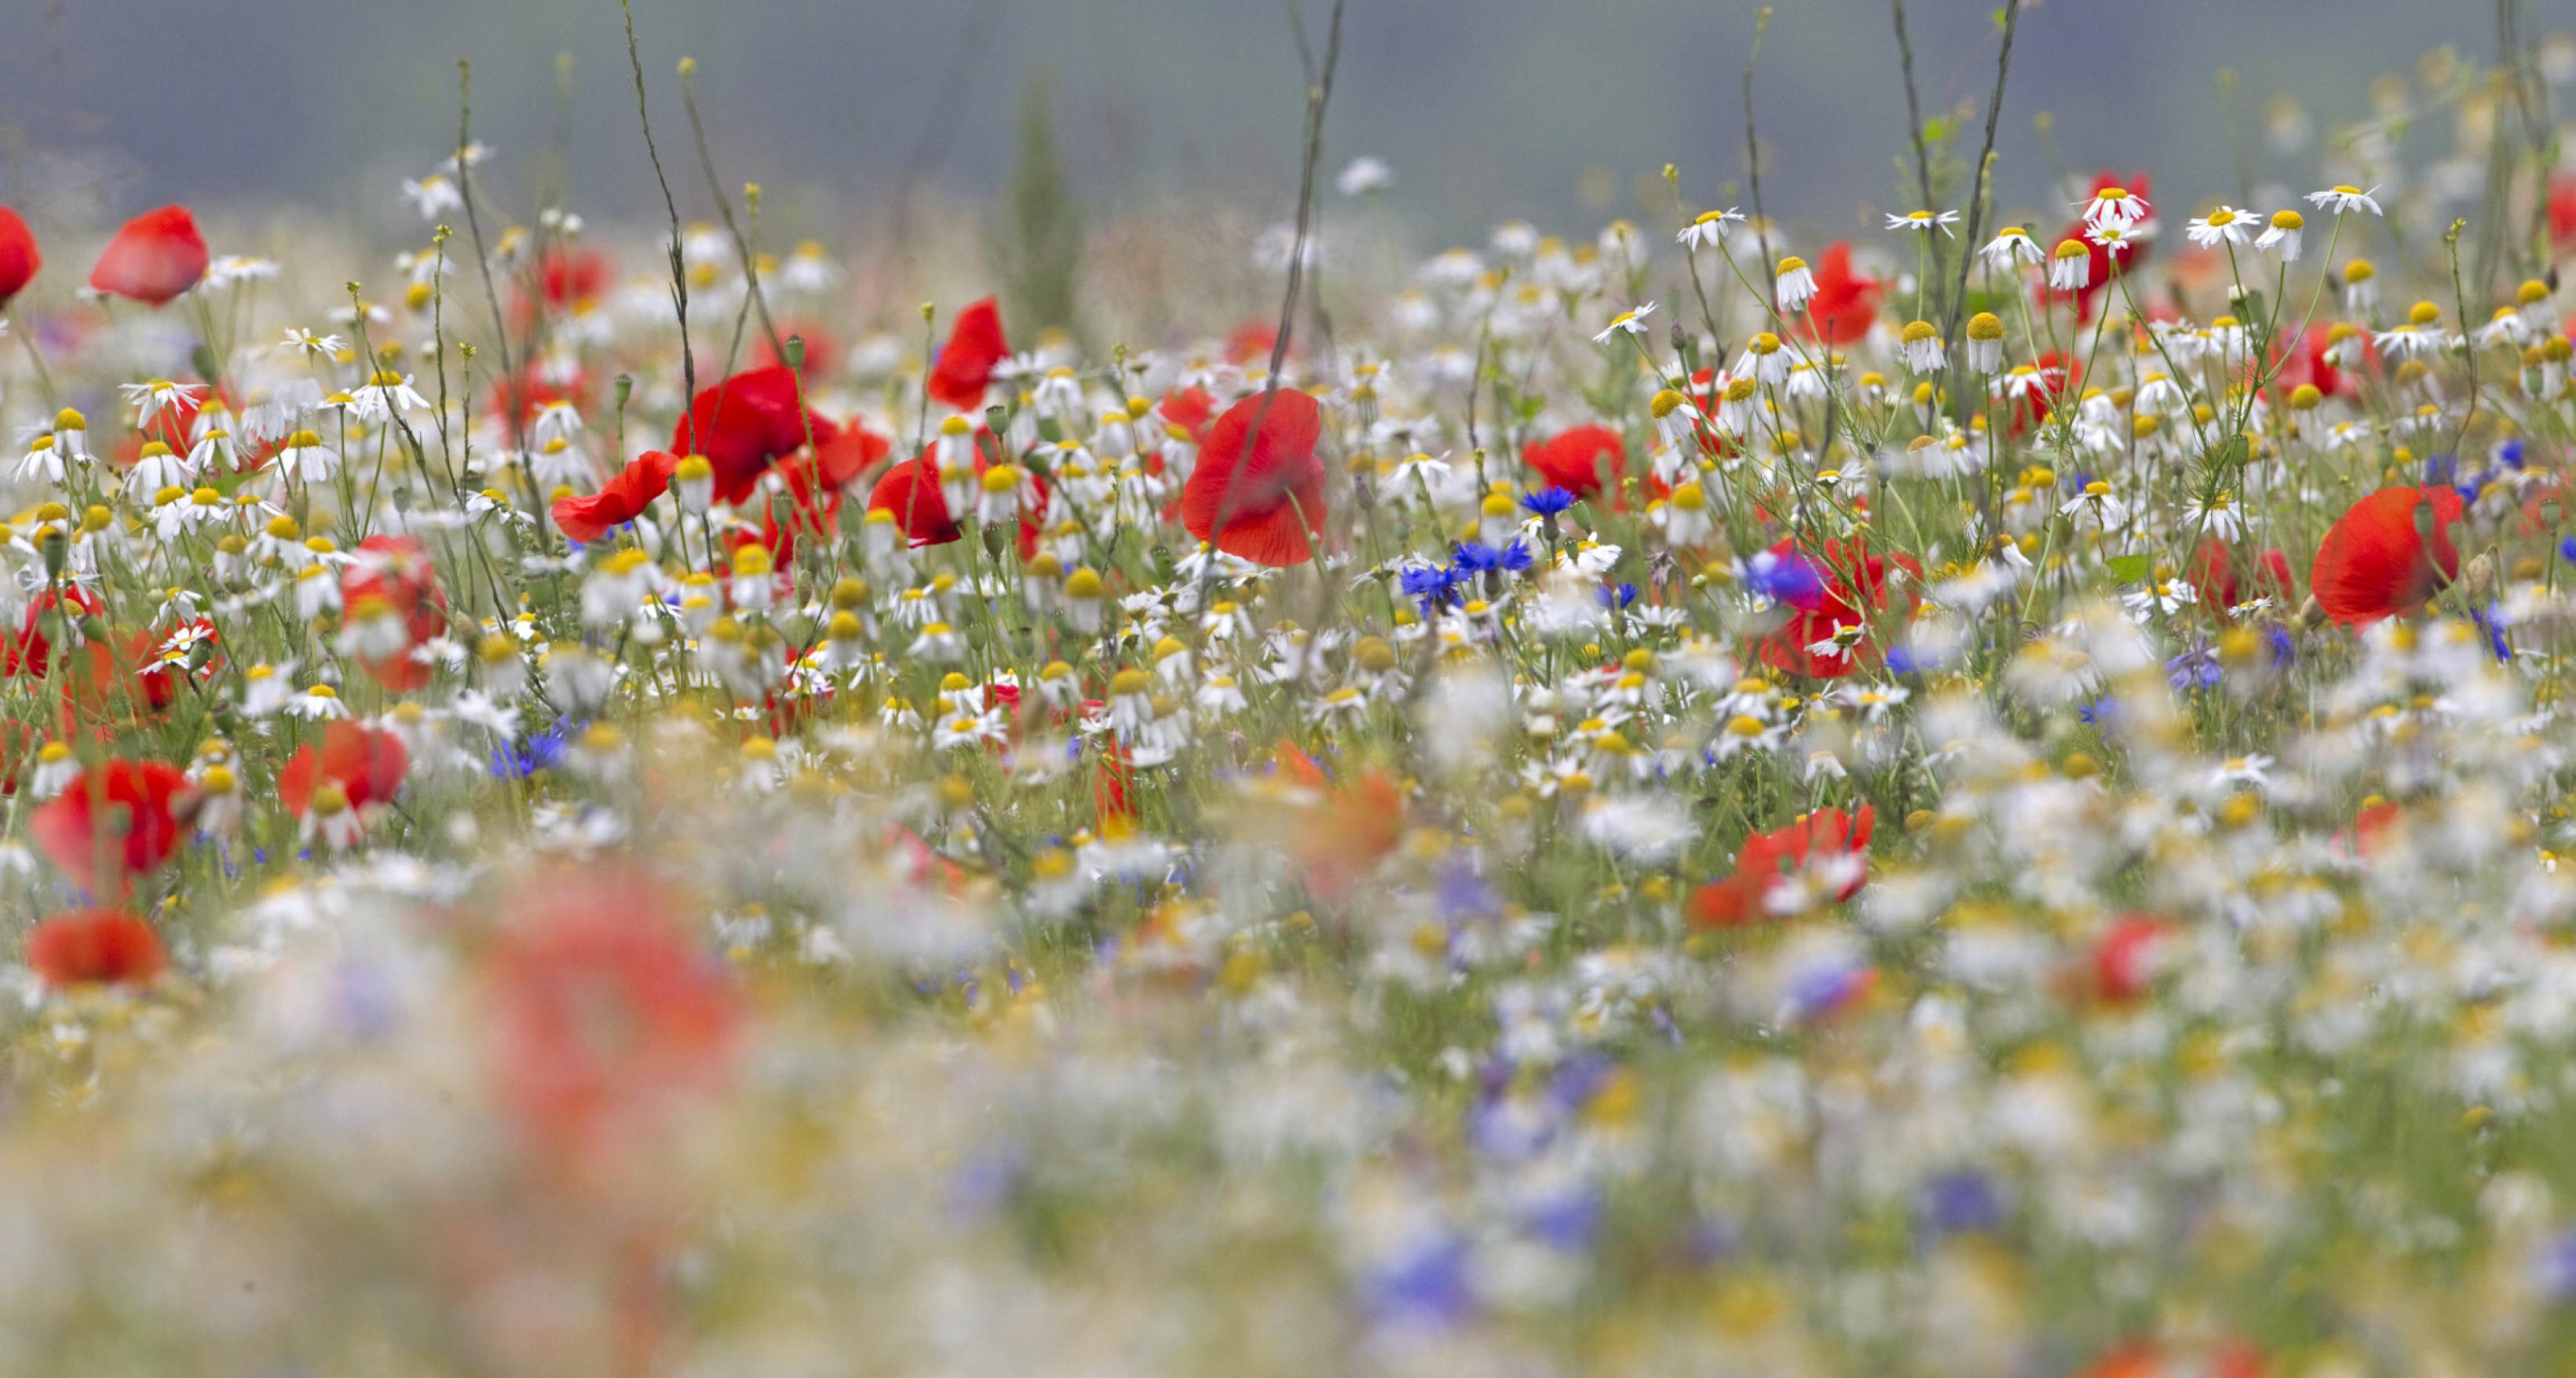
[1919,1170,2007,1238]
[2263,624,2296,667]
[1518,486,1577,518]
[1596,581,1638,609]
[1745,548,1825,605]
[1436,860,1499,921]
[1398,564,1460,616]
[1452,539,1533,574]
[490,718,579,779]
[2559,535,2576,565]
[2472,603,2514,663]
[1524,1189,1604,1252]
[1361,1235,1476,1330]
[2166,645,2222,691]
[2499,437,2526,470]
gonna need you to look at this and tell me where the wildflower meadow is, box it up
[5,2,2576,1373]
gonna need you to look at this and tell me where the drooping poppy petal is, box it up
[867,456,962,547]
[926,298,1008,413]
[0,207,40,308]
[30,758,189,892]
[552,450,682,543]
[26,910,165,989]
[1523,425,1628,499]
[88,206,209,306]
[670,366,828,506]
[1179,388,1328,568]
[2310,485,2464,625]
[279,721,411,817]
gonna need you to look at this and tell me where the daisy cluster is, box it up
[0,27,2572,1377]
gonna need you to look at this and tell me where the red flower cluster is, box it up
[1689,804,1876,927]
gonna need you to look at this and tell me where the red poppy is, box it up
[1756,537,1920,679]
[1689,804,1876,927]
[30,758,188,892]
[2310,485,2464,625]
[2005,352,2083,437]
[88,205,210,306]
[489,364,587,436]
[2551,171,2576,252]
[2191,538,2294,613]
[480,868,742,1162]
[26,910,165,989]
[2092,915,2168,1004]
[0,207,38,308]
[2078,1340,2262,1378]
[753,320,844,378]
[2266,324,2363,404]
[1179,388,1329,567]
[539,245,612,309]
[1094,737,1138,825]
[54,621,207,729]
[1225,319,1281,366]
[1799,243,1882,347]
[342,535,451,690]
[669,365,830,506]
[1296,768,1407,901]
[1160,386,1218,445]
[1523,424,1628,500]
[279,721,411,817]
[3,587,105,678]
[552,449,681,543]
[2038,170,2154,325]
[926,297,1008,413]
[809,416,892,489]
[2341,799,2405,859]
[868,455,963,547]
[860,437,1048,558]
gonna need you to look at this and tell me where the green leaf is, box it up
[2107,554,2151,584]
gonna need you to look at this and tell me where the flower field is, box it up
[5,7,2576,1374]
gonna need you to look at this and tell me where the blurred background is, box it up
[0,0,2536,301]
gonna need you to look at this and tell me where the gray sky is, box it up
[0,0,2526,251]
